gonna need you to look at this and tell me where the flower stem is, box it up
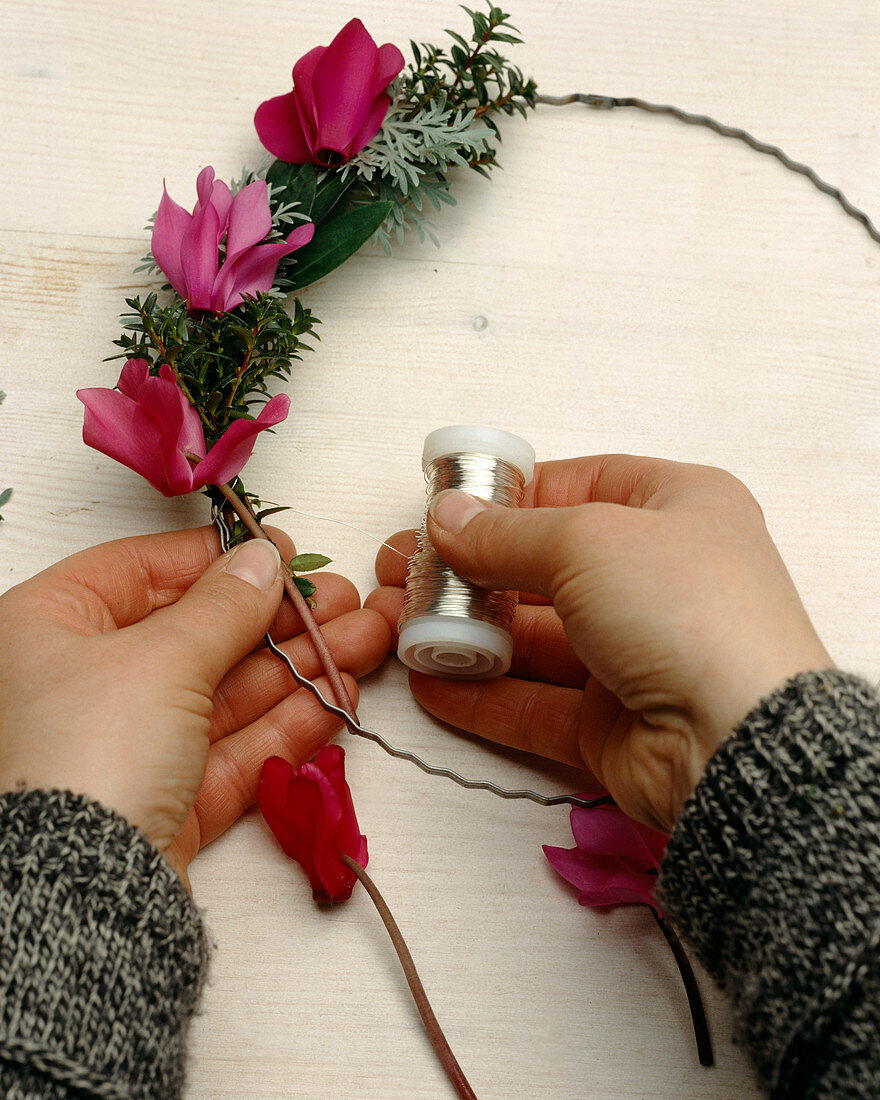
[216,480,358,720]
[342,854,478,1099]
[650,908,713,1067]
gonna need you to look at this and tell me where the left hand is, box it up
[0,526,391,887]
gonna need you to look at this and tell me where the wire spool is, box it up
[397,425,536,678]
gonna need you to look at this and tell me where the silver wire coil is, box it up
[399,452,525,634]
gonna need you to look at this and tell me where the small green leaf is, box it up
[289,552,332,572]
[285,202,393,290]
[292,575,317,602]
[0,487,12,510]
[254,505,290,523]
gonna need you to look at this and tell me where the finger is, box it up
[130,538,285,691]
[363,584,404,636]
[425,491,623,600]
[193,674,360,848]
[372,529,551,605]
[507,605,586,687]
[409,671,585,768]
[375,529,417,587]
[209,608,391,742]
[409,670,623,772]
[32,524,297,631]
[521,454,688,510]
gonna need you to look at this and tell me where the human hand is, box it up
[366,455,832,833]
[0,527,391,886]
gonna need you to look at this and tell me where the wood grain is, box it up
[2,2,878,1095]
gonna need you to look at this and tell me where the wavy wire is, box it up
[536,93,880,245]
[213,506,607,811]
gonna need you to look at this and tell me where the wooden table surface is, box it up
[2,1,879,1096]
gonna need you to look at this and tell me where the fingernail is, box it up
[429,490,489,533]
[225,539,281,590]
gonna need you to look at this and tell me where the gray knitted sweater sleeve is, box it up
[660,669,880,1098]
[0,789,209,1099]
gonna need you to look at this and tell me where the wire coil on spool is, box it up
[397,426,535,678]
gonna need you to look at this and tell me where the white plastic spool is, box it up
[397,425,535,679]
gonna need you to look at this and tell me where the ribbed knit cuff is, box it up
[0,790,209,1099]
[660,670,880,1097]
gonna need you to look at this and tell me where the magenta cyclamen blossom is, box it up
[151,166,314,313]
[543,801,669,913]
[259,746,368,904]
[254,19,405,168]
[77,359,289,496]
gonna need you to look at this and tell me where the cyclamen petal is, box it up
[259,745,368,904]
[150,166,312,314]
[193,394,290,487]
[152,186,192,297]
[543,799,668,914]
[225,180,273,264]
[211,224,314,313]
[77,361,287,496]
[254,19,404,166]
[253,92,314,163]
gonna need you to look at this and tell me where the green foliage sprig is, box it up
[345,4,537,251]
[111,293,316,445]
[108,2,534,463]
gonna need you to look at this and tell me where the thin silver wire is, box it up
[399,453,523,635]
[213,505,607,810]
[536,92,880,246]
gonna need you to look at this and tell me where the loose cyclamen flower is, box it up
[151,166,314,313]
[77,359,289,497]
[259,745,368,904]
[543,800,668,913]
[254,19,405,168]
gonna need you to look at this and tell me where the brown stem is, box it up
[223,327,258,417]
[216,481,358,719]
[342,855,478,1099]
[651,908,714,1067]
[450,24,496,89]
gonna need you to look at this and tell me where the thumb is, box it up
[426,488,609,599]
[133,537,284,688]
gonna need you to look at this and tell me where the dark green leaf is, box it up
[445,29,470,48]
[310,175,353,224]
[255,505,290,522]
[0,488,12,509]
[292,575,317,601]
[267,161,317,217]
[285,202,392,290]
[265,160,304,192]
[289,552,332,572]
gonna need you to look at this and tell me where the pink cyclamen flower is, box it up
[77,359,289,497]
[259,746,368,904]
[543,801,669,914]
[254,19,405,167]
[151,165,314,313]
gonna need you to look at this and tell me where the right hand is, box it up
[367,455,833,833]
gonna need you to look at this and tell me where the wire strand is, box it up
[536,93,880,245]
